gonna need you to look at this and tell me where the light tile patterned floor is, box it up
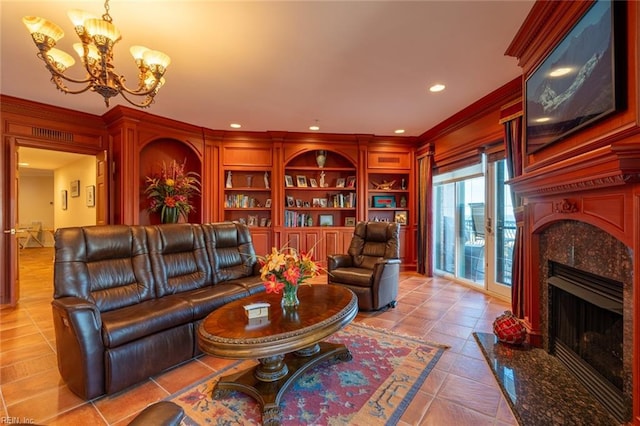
[0,247,517,425]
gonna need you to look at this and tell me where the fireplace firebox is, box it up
[548,261,625,423]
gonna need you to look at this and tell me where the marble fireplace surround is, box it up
[537,219,633,418]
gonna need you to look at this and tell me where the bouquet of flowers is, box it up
[144,159,201,223]
[259,246,320,298]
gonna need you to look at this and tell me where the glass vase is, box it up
[281,284,300,308]
[161,206,180,224]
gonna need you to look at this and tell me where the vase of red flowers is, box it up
[144,159,201,224]
[259,246,319,308]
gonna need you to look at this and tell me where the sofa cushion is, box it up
[101,297,193,348]
[329,267,373,287]
[54,225,156,312]
[177,284,249,320]
[147,224,213,297]
[202,222,258,283]
[227,275,266,295]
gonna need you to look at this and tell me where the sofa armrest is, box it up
[52,297,105,400]
[327,254,353,273]
[371,259,401,306]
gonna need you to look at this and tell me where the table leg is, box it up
[212,341,352,425]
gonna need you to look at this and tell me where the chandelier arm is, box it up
[118,90,155,108]
[50,75,94,95]
[118,78,162,97]
[37,52,94,85]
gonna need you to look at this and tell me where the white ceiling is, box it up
[2,0,533,147]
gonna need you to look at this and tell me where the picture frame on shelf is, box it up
[266,219,272,227]
[312,198,321,207]
[319,199,328,208]
[336,178,346,188]
[296,175,308,187]
[345,217,356,227]
[394,210,408,225]
[70,180,80,197]
[86,185,95,207]
[295,199,303,208]
[309,178,318,187]
[285,175,294,187]
[286,196,295,207]
[346,176,356,188]
[265,198,272,208]
[259,217,267,227]
[319,214,334,226]
[372,195,396,208]
[247,215,258,227]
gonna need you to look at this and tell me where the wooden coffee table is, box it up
[197,285,357,425]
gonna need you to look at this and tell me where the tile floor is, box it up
[0,247,518,425]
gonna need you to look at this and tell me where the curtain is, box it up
[504,116,525,318]
[417,149,433,275]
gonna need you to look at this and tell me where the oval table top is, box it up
[197,284,357,359]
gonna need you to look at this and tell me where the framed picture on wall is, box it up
[61,190,68,210]
[70,180,80,197]
[86,185,95,207]
[525,0,623,153]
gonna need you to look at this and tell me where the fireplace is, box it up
[548,261,624,423]
[539,220,633,423]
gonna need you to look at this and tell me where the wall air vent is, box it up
[378,157,400,164]
[32,127,74,142]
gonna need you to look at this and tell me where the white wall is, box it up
[18,173,55,247]
[54,156,97,229]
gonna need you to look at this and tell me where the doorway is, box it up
[15,147,97,301]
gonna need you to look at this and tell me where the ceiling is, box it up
[2,0,534,167]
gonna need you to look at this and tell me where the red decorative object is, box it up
[493,310,527,345]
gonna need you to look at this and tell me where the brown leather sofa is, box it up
[327,221,401,311]
[52,222,265,400]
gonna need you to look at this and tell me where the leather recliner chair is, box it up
[327,221,401,311]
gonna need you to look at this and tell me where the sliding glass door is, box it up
[432,157,514,299]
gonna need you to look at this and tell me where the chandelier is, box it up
[22,0,170,108]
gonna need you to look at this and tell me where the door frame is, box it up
[1,140,108,305]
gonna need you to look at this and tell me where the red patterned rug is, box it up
[168,323,447,425]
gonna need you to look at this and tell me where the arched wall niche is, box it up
[139,138,202,225]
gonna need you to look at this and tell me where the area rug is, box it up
[169,323,447,425]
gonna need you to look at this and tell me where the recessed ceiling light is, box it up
[534,117,551,123]
[230,123,241,129]
[309,119,320,131]
[18,162,29,167]
[394,129,405,134]
[429,84,446,92]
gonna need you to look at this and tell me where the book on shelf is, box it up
[284,210,314,227]
[225,194,259,208]
[331,193,356,208]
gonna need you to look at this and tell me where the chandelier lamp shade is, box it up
[22,0,170,108]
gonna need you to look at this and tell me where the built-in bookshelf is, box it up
[222,169,272,228]
[367,171,410,226]
[283,150,357,228]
